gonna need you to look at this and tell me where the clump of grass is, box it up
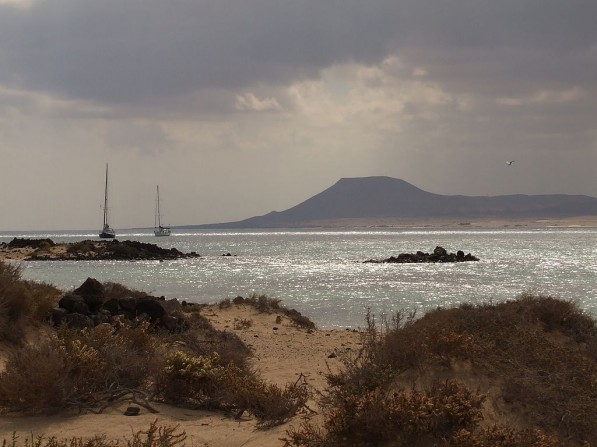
[285,295,597,446]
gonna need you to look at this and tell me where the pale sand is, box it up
[0,305,362,446]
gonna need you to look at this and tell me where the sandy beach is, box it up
[0,304,361,446]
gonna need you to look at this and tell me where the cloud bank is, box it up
[1,0,596,229]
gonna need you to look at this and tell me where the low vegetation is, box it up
[219,293,316,330]
[1,420,186,447]
[285,295,597,446]
[0,261,308,429]
[0,262,61,344]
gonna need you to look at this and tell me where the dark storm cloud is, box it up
[0,0,596,105]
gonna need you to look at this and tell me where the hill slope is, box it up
[190,176,597,228]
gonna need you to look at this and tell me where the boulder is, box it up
[74,277,105,310]
[102,298,120,315]
[136,298,166,322]
[118,296,139,312]
[58,293,90,315]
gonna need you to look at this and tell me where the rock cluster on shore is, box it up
[52,277,188,332]
[1,237,200,261]
[364,246,479,263]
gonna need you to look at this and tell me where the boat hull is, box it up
[154,227,171,237]
[100,224,116,239]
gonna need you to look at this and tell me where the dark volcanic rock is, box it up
[74,277,105,310]
[58,293,90,315]
[54,278,188,333]
[19,238,201,261]
[8,237,55,248]
[63,313,94,330]
[365,246,479,264]
[136,297,167,322]
[118,296,139,312]
[101,240,197,261]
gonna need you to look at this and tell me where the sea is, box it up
[1,228,596,328]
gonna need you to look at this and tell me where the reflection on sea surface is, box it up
[2,228,596,328]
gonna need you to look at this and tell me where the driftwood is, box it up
[67,385,159,415]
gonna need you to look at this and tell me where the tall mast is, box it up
[103,164,109,227]
[155,185,160,228]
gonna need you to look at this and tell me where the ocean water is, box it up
[2,228,596,328]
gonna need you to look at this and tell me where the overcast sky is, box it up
[1,0,596,230]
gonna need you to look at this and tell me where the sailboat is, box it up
[154,185,171,237]
[99,164,116,239]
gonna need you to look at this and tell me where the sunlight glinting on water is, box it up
[4,228,597,328]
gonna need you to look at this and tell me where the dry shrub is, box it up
[286,380,485,447]
[57,322,161,393]
[124,419,187,447]
[0,322,161,415]
[287,295,597,446]
[220,369,310,428]
[22,280,62,322]
[233,293,282,312]
[228,294,316,329]
[0,261,61,343]
[449,426,560,447]
[0,337,68,414]
[175,315,252,370]
[0,420,186,447]
[158,350,308,427]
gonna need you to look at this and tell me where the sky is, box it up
[1,0,596,231]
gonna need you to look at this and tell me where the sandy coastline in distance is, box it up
[299,215,597,229]
[0,304,360,446]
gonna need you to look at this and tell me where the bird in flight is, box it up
[506,160,515,166]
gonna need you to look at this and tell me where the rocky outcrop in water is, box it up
[9,238,201,261]
[6,237,55,249]
[51,277,188,332]
[364,246,479,263]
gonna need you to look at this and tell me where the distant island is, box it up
[180,176,597,229]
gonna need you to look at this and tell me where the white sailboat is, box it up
[99,164,116,239]
[154,185,171,237]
